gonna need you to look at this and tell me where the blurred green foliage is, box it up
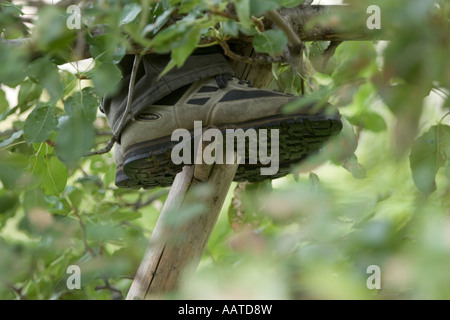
[0,0,449,299]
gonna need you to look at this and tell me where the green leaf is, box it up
[44,157,67,196]
[0,190,19,214]
[332,42,377,86]
[410,125,450,193]
[31,134,55,156]
[18,79,43,112]
[159,59,178,78]
[171,25,202,67]
[446,162,450,181]
[0,1,23,16]
[23,188,47,214]
[0,106,18,123]
[154,19,202,74]
[178,0,204,14]
[0,46,28,86]
[0,89,8,114]
[61,70,78,97]
[28,58,63,103]
[280,0,305,8]
[348,111,387,133]
[23,106,58,144]
[222,20,240,37]
[35,156,68,196]
[283,87,330,113]
[250,0,279,16]
[57,109,96,168]
[363,112,387,132]
[111,210,142,221]
[253,29,287,55]
[119,3,142,26]
[64,87,100,122]
[309,41,337,75]
[0,151,27,189]
[152,21,193,53]
[89,35,127,64]
[320,117,358,164]
[142,8,174,36]
[27,154,46,189]
[341,154,367,180]
[103,164,116,187]
[86,223,126,243]
[444,95,450,110]
[91,62,122,96]
[235,0,252,30]
[33,6,75,51]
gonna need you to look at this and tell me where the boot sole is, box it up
[118,112,342,189]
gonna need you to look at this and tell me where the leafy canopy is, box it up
[0,0,449,299]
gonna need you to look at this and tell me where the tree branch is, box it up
[95,279,124,300]
[1,5,384,63]
[123,189,169,210]
[66,195,124,299]
[266,10,303,53]
[322,40,343,69]
[265,9,307,93]
[6,283,27,300]
[218,39,284,65]
[85,136,117,157]
[68,199,96,257]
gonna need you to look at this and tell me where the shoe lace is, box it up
[215,74,233,89]
[215,74,254,89]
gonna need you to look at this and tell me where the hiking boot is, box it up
[115,75,342,189]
